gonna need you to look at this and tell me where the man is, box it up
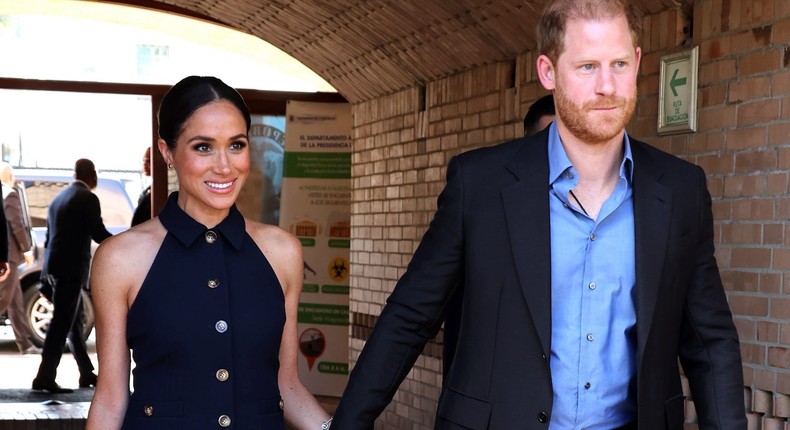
[130,147,152,226]
[32,158,112,393]
[443,93,557,378]
[524,94,556,137]
[0,163,39,354]
[334,1,746,429]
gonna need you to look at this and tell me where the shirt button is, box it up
[208,278,220,288]
[589,233,596,241]
[587,333,594,341]
[537,411,549,423]
[215,320,228,333]
[144,405,154,416]
[588,282,596,290]
[216,368,229,382]
[218,415,231,427]
[205,230,217,244]
[584,382,591,389]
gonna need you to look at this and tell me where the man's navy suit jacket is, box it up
[43,181,111,284]
[334,130,746,430]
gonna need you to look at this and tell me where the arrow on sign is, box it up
[670,68,687,97]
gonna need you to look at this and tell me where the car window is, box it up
[94,180,133,226]
[17,177,133,228]
[20,180,67,228]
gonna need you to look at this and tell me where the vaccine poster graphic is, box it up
[281,100,351,396]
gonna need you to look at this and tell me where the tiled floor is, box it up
[0,328,94,428]
[0,327,95,391]
[0,402,89,429]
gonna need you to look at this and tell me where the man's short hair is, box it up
[74,158,96,183]
[537,0,642,64]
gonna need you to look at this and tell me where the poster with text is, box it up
[280,100,351,396]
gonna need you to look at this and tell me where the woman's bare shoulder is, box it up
[245,219,301,253]
[245,220,303,292]
[95,218,167,263]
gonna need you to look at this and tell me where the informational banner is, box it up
[280,100,351,396]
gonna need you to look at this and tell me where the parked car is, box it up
[1,171,135,347]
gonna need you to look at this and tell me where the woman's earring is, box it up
[168,163,173,169]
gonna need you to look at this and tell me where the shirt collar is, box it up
[547,121,634,186]
[72,179,90,189]
[158,192,246,250]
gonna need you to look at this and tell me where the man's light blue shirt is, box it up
[546,122,637,429]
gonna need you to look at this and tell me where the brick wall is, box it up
[681,1,790,428]
[350,63,521,429]
[348,1,790,428]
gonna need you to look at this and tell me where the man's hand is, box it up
[23,251,33,267]
[0,262,10,282]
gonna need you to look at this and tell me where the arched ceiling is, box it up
[108,0,693,103]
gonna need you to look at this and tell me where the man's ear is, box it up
[536,55,556,91]
[635,46,642,72]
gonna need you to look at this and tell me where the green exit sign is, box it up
[658,46,698,135]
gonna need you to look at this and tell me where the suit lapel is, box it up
[499,137,673,359]
[502,139,553,355]
[631,141,673,360]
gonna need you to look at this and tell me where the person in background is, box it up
[0,163,38,354]
[87,76,331,429]
[32,158,111,393]
[130,147,152,227]
[333,0,745,428]
[523,93,556,136]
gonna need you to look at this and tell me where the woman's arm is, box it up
[86,236,134,430]
[252,223,332,429]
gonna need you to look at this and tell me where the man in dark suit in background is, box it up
[32,158,112,393]
[523,94,555,137]
[130,147,152,227]
[334,0,745,428]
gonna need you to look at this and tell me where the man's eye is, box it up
[582,64,594,71]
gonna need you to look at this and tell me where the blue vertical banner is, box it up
[281,101,351,396]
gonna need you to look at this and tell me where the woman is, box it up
[87,76,332,429]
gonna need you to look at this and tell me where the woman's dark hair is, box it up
[157,76,251,148]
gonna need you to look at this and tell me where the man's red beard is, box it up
[554,85,636,145]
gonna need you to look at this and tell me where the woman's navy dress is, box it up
[123,194,286,429]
